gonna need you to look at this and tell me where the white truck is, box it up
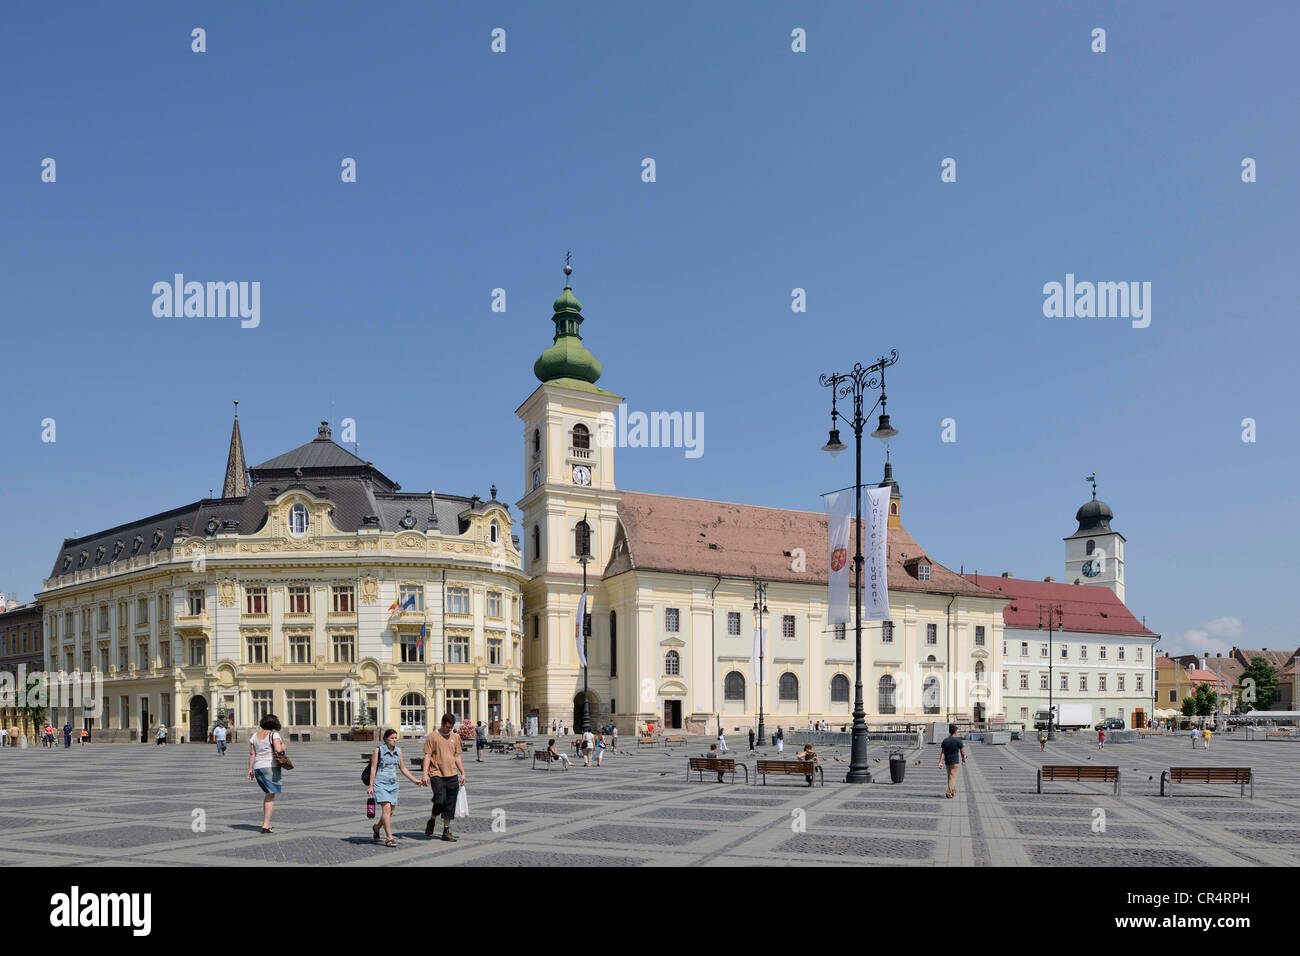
[1033,703,1091,732]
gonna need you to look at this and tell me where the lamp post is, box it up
[819,350,900,784]
[753,579,769,747]
[1038,604,1062,740]
[578,514,593,735]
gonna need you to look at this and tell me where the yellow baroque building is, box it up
[517,269,1010,734]
[39,417,525,742]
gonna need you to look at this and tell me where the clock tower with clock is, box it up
[515,263,623,728]
[1064,474,1126,603]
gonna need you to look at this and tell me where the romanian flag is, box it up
[388,598,400,612]
[416,623,426,651]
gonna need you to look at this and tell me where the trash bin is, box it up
[770,734,777,746]
[889,750,906,784]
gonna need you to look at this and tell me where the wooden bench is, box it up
[1036,764,1120,794]
[756,759,824,786]
[1138,729,1163,736]
[686,756,749,784]
[636,735,656,747]
[485,738,513,754]
[663,735,686,748]
[1160,767,1252,798]
[532,750,559,770]
[512,742,529,758]
[1266,731,1296,739]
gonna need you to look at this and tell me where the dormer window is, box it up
[917,563,931,581]
[78,551,88,568]
[288,504,308,538]
[132,535,143,554]
[400,509,416,530]
[490,520,499,544]
[95,545,105,563]
[152,530,163,547]
[205,517,220,536]
[62,556,72,572]
[112,540,124,559]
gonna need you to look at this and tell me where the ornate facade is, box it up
[39,420,525,741]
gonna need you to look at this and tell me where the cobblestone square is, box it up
[2,732,1296,866]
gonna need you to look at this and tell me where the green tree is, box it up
[1180,696,1196,718]
[1239,657,1279,712]
[1193,683,1218,717]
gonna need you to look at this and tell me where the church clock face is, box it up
[572,464,591,486]
[531,468,541,490]
[1082,560,1100,578]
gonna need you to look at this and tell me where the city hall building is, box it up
[517,270,1010,733]
[38,416,526,742]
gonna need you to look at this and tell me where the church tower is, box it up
[222,400,250,498]
[515,262,623,729]
[1064,474,1126,602]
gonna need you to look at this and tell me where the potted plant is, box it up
[351,703,375,741]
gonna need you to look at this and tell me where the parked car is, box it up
[1094,717,1125,730]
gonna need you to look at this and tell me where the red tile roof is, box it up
[1186,668,1237,688]
[961,574,1155,637]
[608,491,1004,599]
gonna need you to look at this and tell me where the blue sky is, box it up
[1,1,1296,657]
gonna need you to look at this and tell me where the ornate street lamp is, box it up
[753,579,769,747]
[818,350,899,784]
[1038,604,1063,740]
[578,514,593,734]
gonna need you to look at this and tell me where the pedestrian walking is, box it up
[610,724,618,751]
[421,712,466,842]
[776,726,784,755]
[43,723,54,748]
[213,723,228,756]
[156,723,168,746]
[475,721,487,762]
[1202,727,1212,749]
[939,723,966,799]
[748,728,756,751]
[367,728,426,848]
[582,728,595,766]
[717,730,728,754]
[248,714,286,833]
[1097,728,1106,750]
[62,722,73,748]
[79,729,88,746]
[593,733,606,766]
[1039,732,1047,752]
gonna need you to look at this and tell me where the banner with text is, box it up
[575,590,588,667]
[865,485,891,620]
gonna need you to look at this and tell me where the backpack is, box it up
[361,747,381,785]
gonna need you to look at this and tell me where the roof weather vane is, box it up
[564,250,572,277]
[1085,471,1097,500]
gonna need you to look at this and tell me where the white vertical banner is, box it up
[575,590,588,667]
[864,485,891,620]
[825,490,853,625]
[751,625,767,699]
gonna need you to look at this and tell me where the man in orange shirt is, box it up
[422,712,467,842]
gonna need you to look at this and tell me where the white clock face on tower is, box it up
[572,465,591,486]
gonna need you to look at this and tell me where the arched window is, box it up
[664,650,680,676]
[724,670,745,701]
[489,520,499,544]
[889,501,899,516]
[830,674,850,704]
[288,504,308,537]
[878,675,896,714]
[399,692,427,731]
[779,672,799,702]
[922,676,941,714]
[574,520,591,557]
[926,654,936,662]
[1086,539,1095,555]
[975,660,985,683]
[532,525,540,560]
[609,611,617,677]
[572,424,590,450]
[532,428,541,455]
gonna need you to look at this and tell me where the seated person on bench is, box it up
[704,743,725,782]
[797,744,819,786]
[547,738,574,770]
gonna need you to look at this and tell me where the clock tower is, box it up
[515,263,623,729]
[1064,475,1126,603]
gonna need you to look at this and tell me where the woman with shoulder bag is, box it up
[366,728,426,847]
[248,714,288,833]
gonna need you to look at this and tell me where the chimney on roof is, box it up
[1043,576,1054,582]
[1001,571,1011,578]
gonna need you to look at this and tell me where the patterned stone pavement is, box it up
[2,732,1297,866]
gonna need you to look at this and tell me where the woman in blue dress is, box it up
[367,728,426,847]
